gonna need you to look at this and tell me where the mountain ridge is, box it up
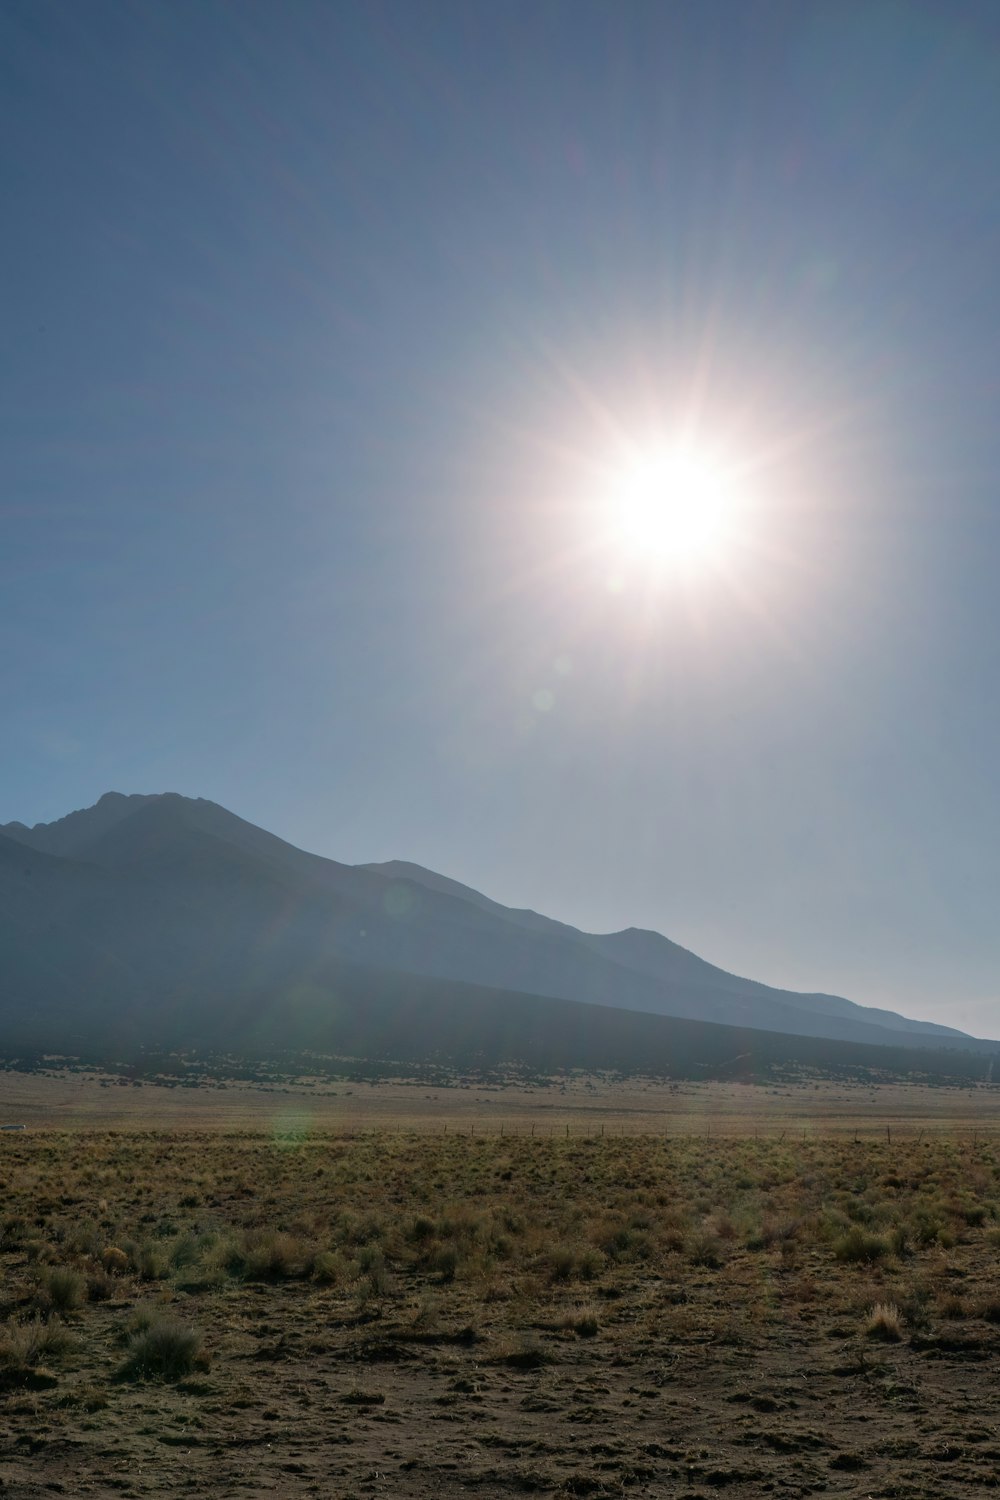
[1,792,995,1073]
[359,857,973,1043]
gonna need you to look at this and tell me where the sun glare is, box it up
[610,446,739,569]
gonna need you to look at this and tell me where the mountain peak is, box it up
[0,790,160,859]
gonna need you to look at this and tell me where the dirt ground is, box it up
[4,1268,1000,1500]
[1,1077,999,1498]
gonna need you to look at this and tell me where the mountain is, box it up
[1,792,995,1076]
[363,859,971,1044]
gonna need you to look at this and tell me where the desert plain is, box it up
[1,1070,999,1498]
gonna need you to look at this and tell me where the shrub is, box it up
[899,1287,932,1332]
[954,1200,987,1227]
[866,1302,903,1341]
[238,1232,308,1280]
[0,1317,75,1372]
[358,1246,389,1294]
[65,1219,101,1256]
[169,1233,201,1269]
[135,1242,169,1281]
[43,1267,85,1314]
[1,1216,28,1248]
[86,1268,117,1302]
[911,1210,947,1247]
[338,1211,385,1247]
[577,1247,605,1281]
[119,1318,204,1381]
[832,1227,890,1264]
[599,1223,655,1262]
[710,1212,739,1241]
[562,1306,599,1338]
[500,1336,551,1370]
[688,1230,725,1269]
[121,1305,157,1343]
[661,1223,687,1254]
[428,1243,459,1281]
[410,1293,442,1328]
[313,1250,347,1285]
[547,1244,577,1282]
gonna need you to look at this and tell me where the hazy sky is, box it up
[5,1,1000,1035]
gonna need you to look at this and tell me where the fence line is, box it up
[262,1119,1000,1144]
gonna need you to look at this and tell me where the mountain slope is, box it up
[2,793,994,1067]
[362,859,975,1045]
[0,830,994,1083]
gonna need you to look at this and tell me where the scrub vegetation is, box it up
[1,1123,1000,1495]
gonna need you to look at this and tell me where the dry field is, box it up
[4,1066,1000,1136]
[1,1076,999,1498]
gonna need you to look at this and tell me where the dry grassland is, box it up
[1,1076,999,1497]
[4,1066,1000,1136]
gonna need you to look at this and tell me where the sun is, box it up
[609,444,739,569]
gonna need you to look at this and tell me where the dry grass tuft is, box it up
[865,1302,904,1341]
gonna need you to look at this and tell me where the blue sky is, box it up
[4,0,1000,1035]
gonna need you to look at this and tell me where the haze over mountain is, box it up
[1,792,995,1074]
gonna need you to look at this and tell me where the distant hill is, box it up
[1,791,995,1080]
